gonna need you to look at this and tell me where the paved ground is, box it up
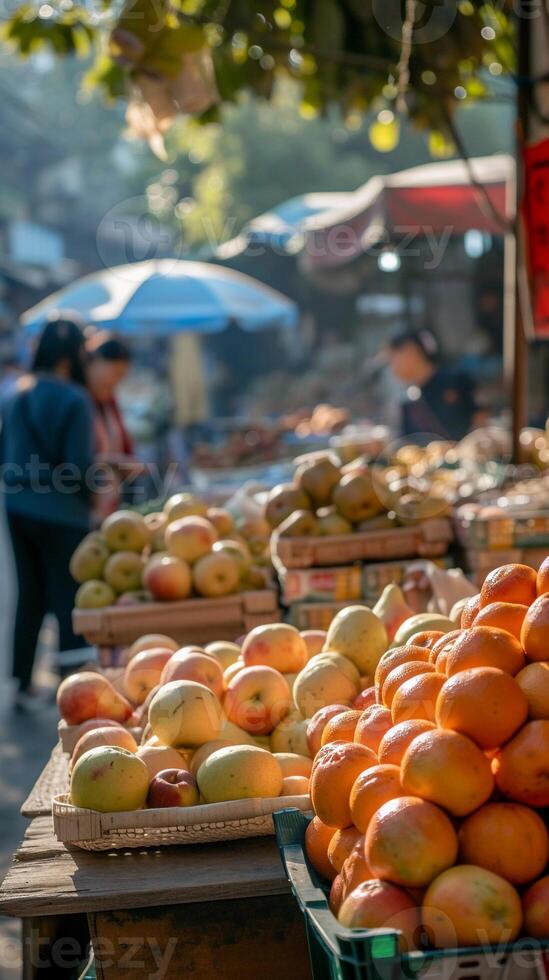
[0,515,59,979]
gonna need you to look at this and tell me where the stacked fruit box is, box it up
[266,453,454,632]
[71,491,280,667]
[454,502,549,586]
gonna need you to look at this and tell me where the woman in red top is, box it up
[86,333,140,518]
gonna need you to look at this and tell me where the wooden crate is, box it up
[73,590,281,648]
[464,546,548,587]
[288,601,357,632]
[454,509,549,550]
[272,517,453,570]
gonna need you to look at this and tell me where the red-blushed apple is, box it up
[306,704,350,756]
[205,641,241,671]
[127,634,179,661]
[353,686,377,710]
[101,510,150,553]
[223,659,245,684]
[300,630,327,660]
[212,539,251,580]
[137,745,191,778]
[192,551,240,598]
[160,650,224,699]
[144,511,168,551]
[143,555,192,601]
[103,551,144,594]
[147,768,199,808]
[66,718,125,739]
[207,508,234,537]
[57,672,133,725]
[242,623,308,674]
[164,492,208,522]
[123,648,175,705]
[71,726,138,770]
[224,665,292,736]
[165,516,218,565]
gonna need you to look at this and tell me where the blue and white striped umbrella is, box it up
[22,259,298,335]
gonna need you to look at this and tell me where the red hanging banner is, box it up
[522,136,549,338]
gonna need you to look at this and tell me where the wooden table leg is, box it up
[21,914,90,979]
[89,894,311,980]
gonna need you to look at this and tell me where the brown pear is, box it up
[333,471,383,524]
[295,453,341,508]
[264,483,311,528]
[277,509,319,538]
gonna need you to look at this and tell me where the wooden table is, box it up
[1,751,311,980]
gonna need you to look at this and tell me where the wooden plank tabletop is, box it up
[0,816,291,918]
[20,742,70,818]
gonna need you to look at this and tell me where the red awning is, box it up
[302,154,515,270]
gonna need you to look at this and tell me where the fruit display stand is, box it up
[274,808,548,980]
[73,590,281,668]
[5,748,313,979]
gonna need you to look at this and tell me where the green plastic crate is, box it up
[273,808,548,980]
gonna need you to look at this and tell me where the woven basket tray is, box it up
[53,794,312,851]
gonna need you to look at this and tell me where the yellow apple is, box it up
[205,641,241,671]
[136,744,191,778]
[196,745,283,803]
[242,623,308,674]
[148,680,223,748]
[270,711,311,756]
[224,665,291,736]
[273,752,313,778]
[324,606,388,678]
[293,655,360,718]
[70,746,149,812]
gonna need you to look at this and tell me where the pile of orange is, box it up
[305,558,549,950]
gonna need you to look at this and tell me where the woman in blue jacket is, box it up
[1,315,95,710]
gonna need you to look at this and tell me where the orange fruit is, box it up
[353,686,377,710]
[349,764,403,833]
[458,802,549,885]
[304,816,337,881]
[480,562,537,608]
[321,709,362,746]
[329,874,344,916]
[378,720,435,766]
[429,630,462,671]
[366,796,458,888]
[461,593,481,628]
[423,866,522,948]
[473,601,528,640]
[536,556,549,596]
[492,720,549,807]
[445,626,525,677]
[354,704,393,754]
[306,704,350,756]
[516,662,549,719]
[521,594,549,662]
[381,661,435,708]
[338,880,420,950]
[401,728,494,816]
[391,672,446,724]
[522,875,549,938]
[406,630,445,650]
[374,645,430,697]
[327,825,362,873]
[435,667,528,749]
[339,838,373,902]
[310,741,377,828]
